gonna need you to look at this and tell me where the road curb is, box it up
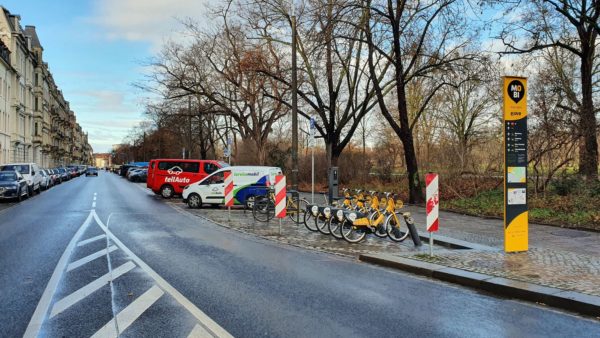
[359,253,600,318]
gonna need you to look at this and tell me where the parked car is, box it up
[182,166,282,208]
[39,170,52,190]
[57,167,70,181]
[49,168,61,184]
[85,167,99,176]
[0,163,42,195]
[129,169,147,182]
[147,159,229,198]
[126,167,143,179]
[0,171,29,201]
[67,165,80,178]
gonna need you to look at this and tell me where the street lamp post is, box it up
[291,1,299,191]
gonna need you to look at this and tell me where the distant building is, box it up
[0,7,92,166]
[93,153,112,168]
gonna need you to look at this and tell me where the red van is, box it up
[147,159,229,198]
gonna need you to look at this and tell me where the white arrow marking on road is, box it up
[77,234,106,247]
[66,245,118,272]
[91,285,164,338]
[50,261,136,318]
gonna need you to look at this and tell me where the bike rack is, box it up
[289,190,300,224]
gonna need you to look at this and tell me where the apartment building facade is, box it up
[0,7,92,166]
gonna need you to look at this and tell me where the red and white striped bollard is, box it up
[224,171,234,220]
[275,175,286,234]
[426,173,439,256]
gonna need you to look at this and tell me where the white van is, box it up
[0,163,42,195]
[182,166,282,208]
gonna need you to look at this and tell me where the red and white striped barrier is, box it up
[224,171,234,207]
[275,175,286,218]
[426,173,439,232]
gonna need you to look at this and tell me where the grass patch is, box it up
[444,188,600,231]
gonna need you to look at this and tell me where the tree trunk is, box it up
[397,82,424,203]
[578,45,599,180]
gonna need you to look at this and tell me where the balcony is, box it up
[33,135,42,144]
[11,98,25,112]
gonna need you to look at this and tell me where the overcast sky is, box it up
[2,0,212,153]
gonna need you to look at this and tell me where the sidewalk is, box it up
[362,205,600,317]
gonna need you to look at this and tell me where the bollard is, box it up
[407,221,422,247]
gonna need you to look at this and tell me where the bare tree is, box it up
[438,57,499,173]
[498,0,600,180]
[364,0,478,202]
[243,0,384,166]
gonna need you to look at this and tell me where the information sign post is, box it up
[503,76,529,253]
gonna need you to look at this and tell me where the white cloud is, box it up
[87,0,214,46]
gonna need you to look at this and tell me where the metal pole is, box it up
[228,206,231,222]
[291,8,298,191]
[311,143,314,204]
[279,218,282,236]
[429,233,433,257]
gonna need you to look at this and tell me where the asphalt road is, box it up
[1,171,599,338]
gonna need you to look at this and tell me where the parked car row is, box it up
[0,162,88,202]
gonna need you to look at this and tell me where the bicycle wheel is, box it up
[288,198,308,224]
[385,212,410,242]
[327,217,343,239]
[253,196,275,222]
[340,220,367,243]
[316,215,331,234]
[303,206,318,232]
[370,212,388,238]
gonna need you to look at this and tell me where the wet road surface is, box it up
[1,171,599,337]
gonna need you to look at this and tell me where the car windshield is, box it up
[0,165,29,174]
[0,172,17,181]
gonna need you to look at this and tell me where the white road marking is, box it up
[77,234,106,247]
[187,323,214,338]
[23,211,95,338]
[50,261,136,318]
[94,192,97,196]
[93,196,97,201]
[92,202,96,208]
[92,212,233,338]
[91,285,164,338]
[66,246,118,272]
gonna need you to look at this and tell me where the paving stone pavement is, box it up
[384,203,600,297]
[164,199,448,258]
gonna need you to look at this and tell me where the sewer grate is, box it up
[550,230,591,238]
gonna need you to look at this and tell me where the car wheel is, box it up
[187,193,202,209]
[245,195,256,209]
[160,185,174,199]
[28,185,33,196]
[17,188,22,202]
